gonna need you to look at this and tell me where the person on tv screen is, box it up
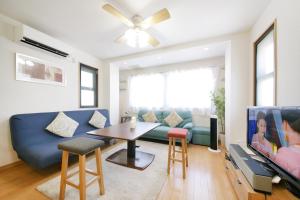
[273,109,300,179]
[251,111,273,157]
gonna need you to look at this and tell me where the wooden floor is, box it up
[0,142,237,200]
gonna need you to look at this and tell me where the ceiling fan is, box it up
[102,4,171,48]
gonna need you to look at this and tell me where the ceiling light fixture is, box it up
[124,28,150,48]
[102,4,170,48]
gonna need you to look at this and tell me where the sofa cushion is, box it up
[18,135,105,169]
[164,111,183,127]
[46,112,79,137]
[150,126,171,138]
[192,126,210,135]
[142,111,158,123]
[89,111,107,129]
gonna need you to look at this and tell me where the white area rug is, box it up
[37,141,168,200]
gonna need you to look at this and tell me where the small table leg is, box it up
[106,140,155,170]
[127,140,136,160]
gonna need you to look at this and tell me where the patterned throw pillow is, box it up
[142,111,158,123]
[89,111,107,128]
[46,112,79,137]
[164,111,183,127]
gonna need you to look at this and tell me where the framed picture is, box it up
[16,53,66,86]
[253,20,277,106]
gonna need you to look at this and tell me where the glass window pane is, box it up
[257,30,274,78]
[81,71,93,88]
[257,77,274,106]
[81,90,95,106]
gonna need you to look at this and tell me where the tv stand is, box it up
[224,152,298,200]
[284,180,300,198]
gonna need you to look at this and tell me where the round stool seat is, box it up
[168,128,188,139]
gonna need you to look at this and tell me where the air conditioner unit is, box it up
[14,24,70,57]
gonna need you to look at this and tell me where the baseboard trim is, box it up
[0,160,23,171]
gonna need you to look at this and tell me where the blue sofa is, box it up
[138,109,193,143]
[10,109,111,169]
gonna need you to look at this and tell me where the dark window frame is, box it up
[80,63,98,108]
[253,20,277,106]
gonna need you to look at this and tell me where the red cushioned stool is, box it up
[167,128,188,179]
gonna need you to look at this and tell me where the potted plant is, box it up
[211,88,225,146]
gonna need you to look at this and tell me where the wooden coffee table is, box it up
[87,122,160,170]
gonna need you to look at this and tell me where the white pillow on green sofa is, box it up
[46,112,79,137]
[164,111,183,127]
[142,111,158,123]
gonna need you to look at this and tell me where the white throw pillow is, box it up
[46,112,79,137]
[164,111,183,127]
[89,111,107,128]
[142,111,158,123]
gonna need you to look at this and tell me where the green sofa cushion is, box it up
[192,126,210,135]
[191,126,210,146]
[146,126,171,138]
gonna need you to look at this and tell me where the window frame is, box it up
[253,20,277,106]
[80,63,98,108]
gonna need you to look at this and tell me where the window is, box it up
[80,63,98,108]
[129,68,217,110]
[129,74,165,108]
[254,22,277,106]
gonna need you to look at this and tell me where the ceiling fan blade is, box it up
[115,33,127,43]
[102,4,134,27]
[140,8,170,29]
[146,33,160,47]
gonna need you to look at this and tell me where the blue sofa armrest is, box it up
[183,122,193,130]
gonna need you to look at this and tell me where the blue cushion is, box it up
[10,109,110,169]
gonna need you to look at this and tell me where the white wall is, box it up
[250,0,300,106]
[0,18,103,167]
[225,33,250,148]
[109,64,120,125]
[101,62,119,125]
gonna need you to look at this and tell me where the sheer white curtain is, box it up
[129,73,164,109]
[128,67,217,111]
[165,68,216,112]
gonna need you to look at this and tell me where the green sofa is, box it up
[137,109,193,143]
[191,126,210,146]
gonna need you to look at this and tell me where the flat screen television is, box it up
[247,106,300,196]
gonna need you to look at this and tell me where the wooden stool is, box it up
[58,137,105,200]
[167,128,189,179]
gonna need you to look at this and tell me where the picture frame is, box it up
[16,53,66,86]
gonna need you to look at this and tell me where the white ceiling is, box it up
[114,42,227,70]
[0,0,270,59]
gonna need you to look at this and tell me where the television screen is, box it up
[247,106,300,182]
